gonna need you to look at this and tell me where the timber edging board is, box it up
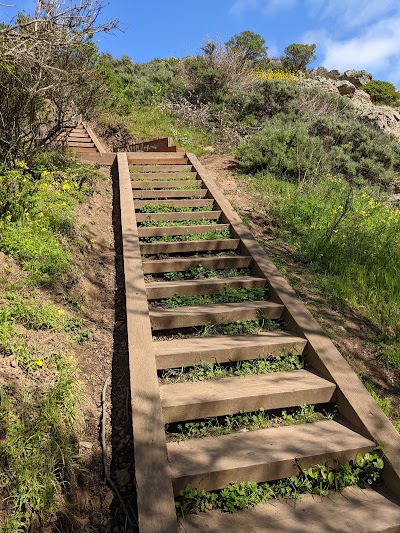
[117,152,178,533]
[186,153,400,498]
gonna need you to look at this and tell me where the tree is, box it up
[282,43,316,72]
[0,0,118,163]
[362,80,400,107]
[225,30,268,62]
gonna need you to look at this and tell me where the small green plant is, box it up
[175,449,384,515]
[142,228,231,243]
[139,217,218,228]
[155,287,267,308]
[164,266,251,281]
[137,203,212,213]
[159,353,303,384]
[196,318,281,337]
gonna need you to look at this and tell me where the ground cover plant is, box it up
[176,449,384,515]
[152,286,268,308]
[0,149,100,530]
[159,352,301,385]
[137,203,213,213]
[139,217,217,228]
[166,404,332,441]
[141,228,231,243]
[163,266,252,281]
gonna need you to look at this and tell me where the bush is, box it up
[362,80,400,106]
[236,119,327,182]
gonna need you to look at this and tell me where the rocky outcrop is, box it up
[355,104,400,136]
[339,69,372,88]
[299,76,338,94]
[334,80,356,97]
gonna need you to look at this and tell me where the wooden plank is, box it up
[76,153,116,166]
[132,172,198,180]
[68,141,95,148]
[149,300,284,330]
[117,153,177,532]
[130,164,190,171]
[179,487,400,533]
[142,255,251,273]
[84,123,107,153]
[146,275,265,299]
[133,189,208,199]
[161,370,335,423]
[68,136,93,143]
[67,146,97,153]
[187,153,400,498]
[69,132,91,138]
[132,180,202,189]
[140,239,239,255]
[154,331,307,369]
[136,211,221,223]
[138,223,230,238]
[135,198,213,209]
[167,420,374,493]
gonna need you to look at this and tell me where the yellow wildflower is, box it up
[36,359,43,367]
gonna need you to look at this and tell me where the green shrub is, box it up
[236,119,327,181]
[362,80,400,106]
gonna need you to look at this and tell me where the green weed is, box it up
[142,228,231,243]
[155,287,267,308]
[159,353,302,384]
[164,266,252,281]
[140,217,216,228]
[137,203,212,213]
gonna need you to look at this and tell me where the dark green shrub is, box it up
[362,80,400,106]
[236,119,327,181]
[282,43,316,72]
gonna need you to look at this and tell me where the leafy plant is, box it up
[362,80,400,106]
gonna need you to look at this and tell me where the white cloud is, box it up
[230,0,260,16]
[261,0,297,16]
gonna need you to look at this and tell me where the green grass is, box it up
[159,353,302,384]
[163,266,252,281]
[141,182,203,190]
[166,405,332,441]
[142,228,231,243]
[194,318,281,337]
[154,287,268,308]
[249,173,400,374]
[137,203,213,213]
[0,356,80,531]
[140,217,217,228]
[176,449,384,515]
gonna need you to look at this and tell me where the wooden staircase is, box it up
[69,132,400,532]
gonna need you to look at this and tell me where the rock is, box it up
[115,468,130,487]
[352,89,372,105]
[334,80,356,97]
[299,77,338,94]
[104,490,114,507]
[339,69,372,88]
[328,69,341,80]
[355,105,400,134]
[79,441,93,450]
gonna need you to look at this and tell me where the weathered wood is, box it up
[142,255,251,273]
[133,189,208,199]
[132,172,198,180]
[160,370,336,423]
[76,153,116,166]
[154,332,307,369]
[149,300,284,330]
[84,123,107,153]
[132,180,203,189]
[67,136,93,143]
[136,211,221,223]
[127,137,180,153]
[168,420,374,493]
[146,275,265,299]
[179,486,400,533]
[140,239,239,255]
[128,161,189,168]
[69,132,91,138]
[67,146,97,153]
[137,223,230,238]
[187,153,400,498]
[135,198,212,209]
[117,153,177,532]
[68,141,95,148]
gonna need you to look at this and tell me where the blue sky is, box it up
[2,0,400,86]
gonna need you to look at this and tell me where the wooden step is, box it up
[133,189,209,199]
[130,164,191,172]
[140,239,239,255]
[149,300,284,330]
[138,223,229,238]
[136,211,221,223]
[154,331,307,369]
[67,146,97,153]
[67,137,93,144]
[68,141,95,148]
[134,198,212,209]
[132,172,198,180]
[160,369,336,423]
[179,486,400,533]
[69,132,91,138]
[142,255,251,273]
[168,419,375,493]
[132,180,202,189]
[146,275,265,299]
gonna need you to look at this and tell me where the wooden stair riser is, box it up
[133,189,209,199]
[129,163,190,171]
[132,180,202,189]
[140,239,239,255]
[136,211,221,223]
[132,172,198,179]
[149,301,284,330]
[142,255,251,273]
[160,370,336,423]
[154,333,307,369]
[146,276,265,299]
[134,198,213,209]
